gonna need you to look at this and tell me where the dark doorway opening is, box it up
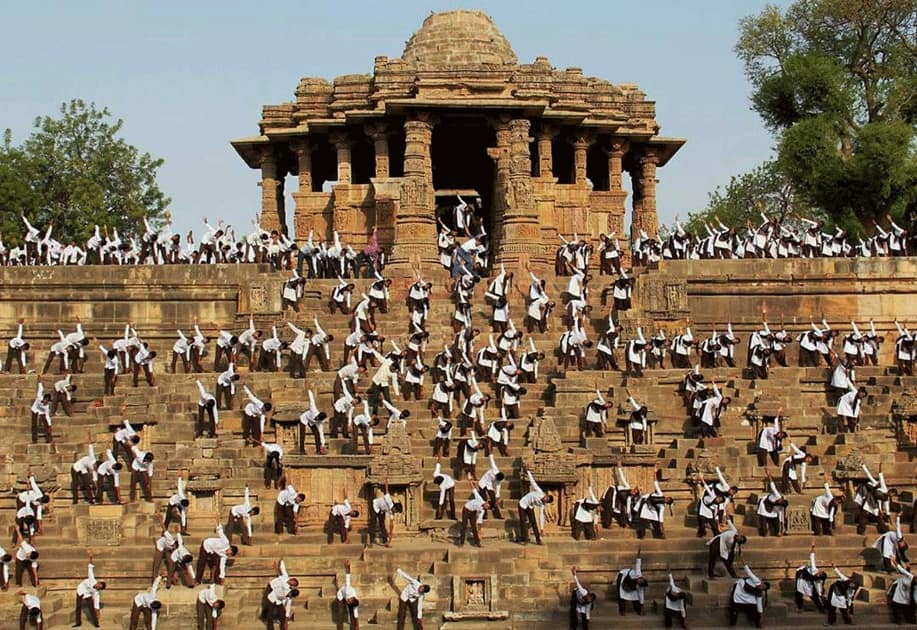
[552,134,575,184]
[587,143,609,191]
[350,133,375,184]
[310,135,336,192]
[431,117,496,240]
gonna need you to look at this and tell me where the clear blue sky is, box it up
[2,1,789,236]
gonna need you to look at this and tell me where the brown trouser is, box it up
[518,505,542,544]
[51,391,72,417]
[197,405,217,438]
[31,413,52,443]
[436,487,456,520]
[369,509,389,545]
[225,513,252,545]
[460,508,481,546]
[328,513,349,543]
[96,474,121,504]
[242,412,262,443]
[129,602,154,629]
[167,556,195,587]
[264,452,283,489]
[274,503,296,534]
[216,384,233,410]
[707,543,736,578]
[196,599,217,630]
[397,599,423,630]
[15,558,38,586]
[337,599,360,630]
[351,424,371,454]
[195,545,220,584]
[299,423,325,454]
[171,350,190,374]
[103,367,117,395]
[74,595,100,627]
[304,346,330,371]
[71,469,94,504]
[132,362,154,387]
[131,470,153,502]
[482,488,501,519]
[5,346,25,373]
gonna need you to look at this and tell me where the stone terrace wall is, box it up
[636,257,917,364]
[0,264,284,339]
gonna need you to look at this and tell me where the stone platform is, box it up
[0,259,914,628]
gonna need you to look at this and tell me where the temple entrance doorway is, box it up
[431,117,496,258]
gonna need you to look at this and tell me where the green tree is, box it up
[0,99,170,245]
[683,161,818,235]
[733,0,917,232]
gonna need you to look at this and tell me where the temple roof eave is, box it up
[230,135,271,169]
[646,136,687,166]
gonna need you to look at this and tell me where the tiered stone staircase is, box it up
[0,264,913,628]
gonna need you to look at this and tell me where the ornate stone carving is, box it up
[786,505,811,534]
[664,283,687,312]
[530,417,562,453]
[78,517,122,546]
[249,286,266,311]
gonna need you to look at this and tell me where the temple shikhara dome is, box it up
[401,10,518,66]
[232,9,685,269]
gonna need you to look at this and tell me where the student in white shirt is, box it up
[369,480,402,547]
[517,466,553,545]
[70,443,97,505]
[664,573,689,628]
[226,487,260,546]
[571,487,601,541]
[707,519,746,579]
[129,576,162,630]
[395,568,430,630]
[195,583,225,630]
[327,498,359,544]
[432,460,456,521]
[616,553,647,616]
[794,546,827,612]
[887,564,916,624]
[874,515,908,572]
[95,449,124,505]
[195,524,238,585]
[336,560,360,630]
[825,563,857,625]
[728,565,770,628]
[810,480,843,536]
[17,590,43,630]
[570,566,596,629]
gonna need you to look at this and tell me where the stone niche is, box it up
[444,574,509,622]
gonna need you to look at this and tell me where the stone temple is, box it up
[0,9,914,630]
[232,9,684,267]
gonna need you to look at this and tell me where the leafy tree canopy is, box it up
[0,99,170,245]
[690,0,916,234]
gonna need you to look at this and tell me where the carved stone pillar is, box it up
[392,113,437,266]
[366,123,389,178]
[572,131,592,186]
[632,150,659,240]
[536,125,558,178]
[487,116,512,255]
[293,140,312,193]
[259,149,286,233]
[630,169,644,243]
[607,139,628,193]
[497,118,544,267]
[330,131,352,185]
